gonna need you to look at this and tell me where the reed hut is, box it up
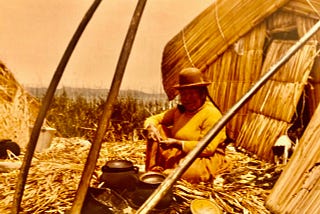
[0,61,40,148]
[161,0,320,163]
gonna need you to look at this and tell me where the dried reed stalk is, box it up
[236,113,289,162]
[248,40,316,122]
[173,144,278,214]
[296,16,320,115]
[0,61,40,148]
[266,103,320,213]
[249,81,305,121]
[0,136,281,213]
[235,39,316,161]
[161,0,289,100]
[282,0,320,19]
[0,137,146,214]
[267,11,297,34]
[296,16,320,41]
[205,23,266,139]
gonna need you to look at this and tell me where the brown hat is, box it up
[174,67,211,89]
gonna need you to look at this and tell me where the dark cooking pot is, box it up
[128,172,173,210]
[100,160,139,193]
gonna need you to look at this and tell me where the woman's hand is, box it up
[160,138,183,146]
[146,124,163,141]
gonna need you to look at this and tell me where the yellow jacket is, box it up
[145,101,227,156]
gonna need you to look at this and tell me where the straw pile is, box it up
[0,137,145,214]
[173,144,280,214]
[0,61,40,148]
[0,137,282,213]
[236,40,316,162]
[266,102,320,214]
[161,0,289,100]
[207,22,266,139]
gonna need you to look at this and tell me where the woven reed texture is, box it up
[266,102,320,214]
[237,113,289,161]
[248,40,315,121]
[282,0,320,19]
[236,40,316,162]
[207,22,266,139]
[296,16,320,116]
[307,56,320,114]
[161,0,290,100]
[0,62,40,148]
[267,11,297,34]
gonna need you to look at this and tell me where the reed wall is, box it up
[236,40,316,162]
[266,102,320,213]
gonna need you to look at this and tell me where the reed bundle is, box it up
[296,16,320,115]
[0,63,18,102]
[296,16,320,41]
[235,40,316,161]
[237,113,289,162]
[267,11,297,34]
[0,62,40,148]
[249,81,305,121]
[161,0,289,100]
[206,23,266,139]
[266,103,320,213]
[282,0,320,19]
[249,40,315,121]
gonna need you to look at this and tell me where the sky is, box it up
[0,0,213,93]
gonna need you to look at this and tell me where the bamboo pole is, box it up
[137,19,320,214]
[11,1,102,213]
[69,0,147,213]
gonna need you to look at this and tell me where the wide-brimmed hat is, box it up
[173,67,211,89]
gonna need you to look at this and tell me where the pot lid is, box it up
[139,172,166,185]
[103,160,134,172]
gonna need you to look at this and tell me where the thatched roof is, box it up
[0,61,40,148]
[161,0,290,101]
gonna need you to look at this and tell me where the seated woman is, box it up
[144,67,229,183]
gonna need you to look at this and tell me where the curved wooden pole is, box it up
[137,19,320,214]
[11,1,102,213]
[69,0,147,213]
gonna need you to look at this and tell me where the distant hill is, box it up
[25,86,168,101]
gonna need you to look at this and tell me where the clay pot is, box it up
[99,160,139,193]
[129,172,173,210]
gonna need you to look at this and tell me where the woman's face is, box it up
[179,87,205,112]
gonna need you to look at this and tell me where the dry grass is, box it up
[0,61,40,149]
[0,137,280,213]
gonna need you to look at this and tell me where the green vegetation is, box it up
[45,89,168,142]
